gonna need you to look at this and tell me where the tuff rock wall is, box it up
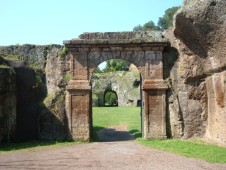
[0,61,16,143]
[0,45,70,142]
[164,0,226,144]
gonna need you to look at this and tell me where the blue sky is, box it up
[0,0,182,46]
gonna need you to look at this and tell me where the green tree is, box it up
[158,6,180,30]
[103,59,130,72]
[133,6,180,32]
[143,21,160,31]
[133,20,160,31]
[133,24,143,31]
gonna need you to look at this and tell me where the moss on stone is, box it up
[63,71,70,81]
[0,53,23,60]
[0,65,10,68]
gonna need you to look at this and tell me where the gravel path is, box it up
[0,125,225,170]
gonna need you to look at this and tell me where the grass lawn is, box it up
[93,106,226,164]
[92,106,142,139]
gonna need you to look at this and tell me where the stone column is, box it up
[142,51,168,139]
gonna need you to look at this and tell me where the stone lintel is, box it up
[64,31,169,47]
[142,79,168,90]
[64,39,168,45]
[66,45,166,52]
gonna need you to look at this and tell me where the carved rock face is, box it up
[164,0,226,144]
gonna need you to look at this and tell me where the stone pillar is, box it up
[66,80,92,141]
[142,51,168,139]
[142,80,168,139]
[66,50,92,141]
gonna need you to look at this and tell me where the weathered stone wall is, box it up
[92,71,140,106]
[0,60,16,143]
[0,45,70,142]
[164,0,226,144]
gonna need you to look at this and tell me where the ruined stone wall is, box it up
[164,0,226,144]
[0,45,70,142]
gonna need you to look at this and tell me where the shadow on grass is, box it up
[0,140,70,153]
[129,129,142,139]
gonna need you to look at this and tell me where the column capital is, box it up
[66,80,91,91]
[142,79,168,90]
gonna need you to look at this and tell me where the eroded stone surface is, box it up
[164,0,226,144]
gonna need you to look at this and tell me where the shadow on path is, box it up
[97,125,134,142]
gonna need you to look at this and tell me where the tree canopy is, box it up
[133,21,160,31]
[158,6,180,30]
[102,59,130,72]
[133,6,180,31]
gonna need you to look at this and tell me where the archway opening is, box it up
[91,59,142,142]
[104,90,118,107]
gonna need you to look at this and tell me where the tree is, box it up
[133,6,180,32]
[143,21,160,31]
[102,59,130,72]
[133,20,160,31]
[158,6,180,30]
[133,24,143,31]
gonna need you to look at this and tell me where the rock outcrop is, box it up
[164,0,226,144]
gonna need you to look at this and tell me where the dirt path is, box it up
[0,125,226,170]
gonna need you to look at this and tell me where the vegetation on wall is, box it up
[58,47,68,58]
[0,53,23,60]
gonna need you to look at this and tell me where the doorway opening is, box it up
[91,59,142,142]
[104,90,118,107]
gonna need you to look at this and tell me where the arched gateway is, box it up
[64,32,168,141]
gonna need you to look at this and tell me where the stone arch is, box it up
[88,52,146,81]
[64,32,168,141]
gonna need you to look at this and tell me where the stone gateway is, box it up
[64,32,168,141]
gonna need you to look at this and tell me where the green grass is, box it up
[138,139,226,163]
[93,106,226,163]
[92,106,142,140]
[0,140,82,155]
